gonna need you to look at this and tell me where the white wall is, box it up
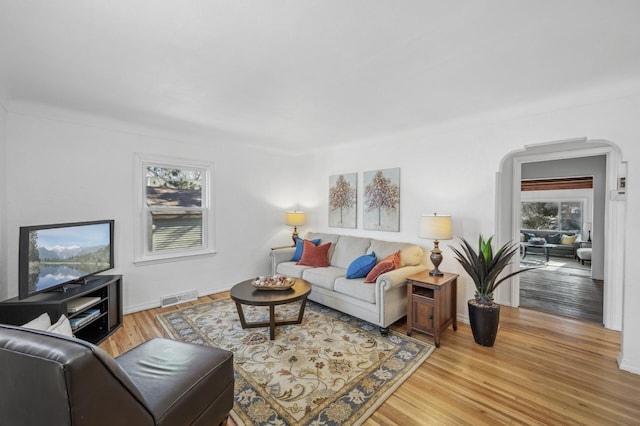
[0,103,7,301]
[3,91,640,375]
[307,92,640,374]
[3,112,310,312]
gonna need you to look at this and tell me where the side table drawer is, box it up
[411,298,434,333]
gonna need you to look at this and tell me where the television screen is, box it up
[19,220,114,299]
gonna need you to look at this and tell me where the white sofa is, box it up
[269,232,427,334]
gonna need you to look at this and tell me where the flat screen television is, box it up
[18,220,115,300]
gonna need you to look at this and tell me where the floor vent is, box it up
[161,290,198,308]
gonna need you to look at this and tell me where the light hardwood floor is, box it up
[100,292,640,425]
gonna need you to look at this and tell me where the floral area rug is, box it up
[156,298,434,426]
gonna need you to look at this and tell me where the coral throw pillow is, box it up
[291,238,321,261]
[297,241,332,267]
[365,251,401,283]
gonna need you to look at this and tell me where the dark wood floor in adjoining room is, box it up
[100,292,640,425]
[520,257,603,323]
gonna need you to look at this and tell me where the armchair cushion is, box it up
[116,338,234,426]
[0,324,234,426]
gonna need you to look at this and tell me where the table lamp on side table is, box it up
[286,211,305,246]
[419,213,453,276]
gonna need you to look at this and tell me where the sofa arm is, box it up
[376,265,428,291]
[269,247,296,275]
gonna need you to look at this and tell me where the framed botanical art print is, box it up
[329,173,357,228]
[363,168,400,231]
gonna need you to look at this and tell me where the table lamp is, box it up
[286,211,305,246]
[419,213,453,276]
[584,222,592,242]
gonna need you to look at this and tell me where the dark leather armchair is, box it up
[0,323,234,426]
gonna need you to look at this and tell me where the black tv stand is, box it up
[0,275,122,344]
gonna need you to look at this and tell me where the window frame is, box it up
[520,198,586,232]
[134,153,215,264]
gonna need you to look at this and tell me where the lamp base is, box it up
[291,226,299,247]
[429,240,444,276]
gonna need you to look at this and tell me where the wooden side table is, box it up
[406,270,458,347]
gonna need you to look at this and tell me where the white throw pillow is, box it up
[21,312,52,330]
[47,314,74,337]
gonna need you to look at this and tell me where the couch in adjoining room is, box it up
[520,229,581,258]
[270,232,427,334]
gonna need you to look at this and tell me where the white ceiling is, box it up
[2,1,640,152]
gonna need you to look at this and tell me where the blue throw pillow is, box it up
[291,238,321,261]
[346,252,377,279]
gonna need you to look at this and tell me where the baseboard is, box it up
[618,352,640,375]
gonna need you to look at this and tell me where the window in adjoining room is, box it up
[134,154,215,263]
[520,201,583,232]
[520,177,591,233]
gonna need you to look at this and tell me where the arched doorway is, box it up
[495,138,626,330]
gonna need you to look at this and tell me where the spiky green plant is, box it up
[451,235,534,306]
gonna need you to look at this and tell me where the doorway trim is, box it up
[495,138,626,330]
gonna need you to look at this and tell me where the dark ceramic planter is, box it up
[468,300,500,347]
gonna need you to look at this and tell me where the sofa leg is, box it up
[379,327,389,336]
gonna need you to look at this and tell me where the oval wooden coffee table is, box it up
[230,278,312,340]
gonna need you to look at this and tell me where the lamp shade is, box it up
[285,211,305,226]
[583,222,592,231]
[419,214,452,240]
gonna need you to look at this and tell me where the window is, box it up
[135,155,214,263]
[521,201,583,231]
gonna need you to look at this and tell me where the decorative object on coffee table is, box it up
[451,235,535,346]
[230,277,311,339]
[419,213,453,276]
[251,275,295,290]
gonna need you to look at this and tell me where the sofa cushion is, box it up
[399,245,424,266]
[276,261,313,278]
[365,261,395,283]
[561,234,577,245]
[346,252,377,279]
[334,277,376,304]
[546,233,561,244]
[302,267,346,291]
[367,240,412,261]
[306,233,340,263]
[365,251,400,283]
[523,232,536,242]
[291,238,321,262]
[331,236,372,268]
[297,241,332,267]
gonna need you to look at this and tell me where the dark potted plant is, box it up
[451,235,534,347]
